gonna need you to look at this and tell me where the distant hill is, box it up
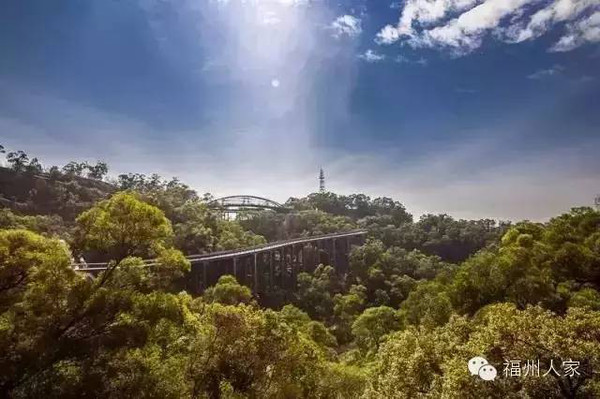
[0,166,115,220]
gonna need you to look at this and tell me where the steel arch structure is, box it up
[208,195,290,213]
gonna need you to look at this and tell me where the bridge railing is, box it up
[185,229,367,261]
[74,229,368,272]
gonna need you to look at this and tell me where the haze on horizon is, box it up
[1,0,599,222]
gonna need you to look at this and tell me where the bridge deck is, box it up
[76,229,367,272]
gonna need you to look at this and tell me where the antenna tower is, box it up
[319,168,325,193]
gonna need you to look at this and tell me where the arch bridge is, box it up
[208,195,291,218]
[209,195,290,211]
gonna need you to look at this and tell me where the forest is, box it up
[1,147,600,398]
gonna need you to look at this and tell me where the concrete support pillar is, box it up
[188,263,197,294]
[253,253,258,292]
[202,261,208,292]
[290,244,295,277]
[283,246,288,288]
[269,251,274,291]
[332,238,337,271]
[291,244,297,289]
[344,236,351,273]
[314,240,321,268]
[233,257,238,280]
[280,247,285,289]
[244,256,250,286]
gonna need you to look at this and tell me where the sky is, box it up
[1,0,599,221]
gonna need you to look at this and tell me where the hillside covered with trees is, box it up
[2,147,600,398]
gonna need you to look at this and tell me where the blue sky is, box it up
[1,0,599,220]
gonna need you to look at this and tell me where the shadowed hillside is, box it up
[0,166,115,220]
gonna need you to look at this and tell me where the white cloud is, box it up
[376,0,481,44]
[527,64,564,79]
[330,15,362,38]
[503,0,597,42]
[376,24,403,44]
[377,0,600,55]
[417,0,534,54]
[394,54,429,65]
[551,11,600,51]
[358,49,386,62]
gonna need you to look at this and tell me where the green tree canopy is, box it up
[367,304,600,398]
[203,275,252,305]
[351,306,404,353]
[75,192,174,262]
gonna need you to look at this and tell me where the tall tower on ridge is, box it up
[595,194,600,211]
[319,168,325,193]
